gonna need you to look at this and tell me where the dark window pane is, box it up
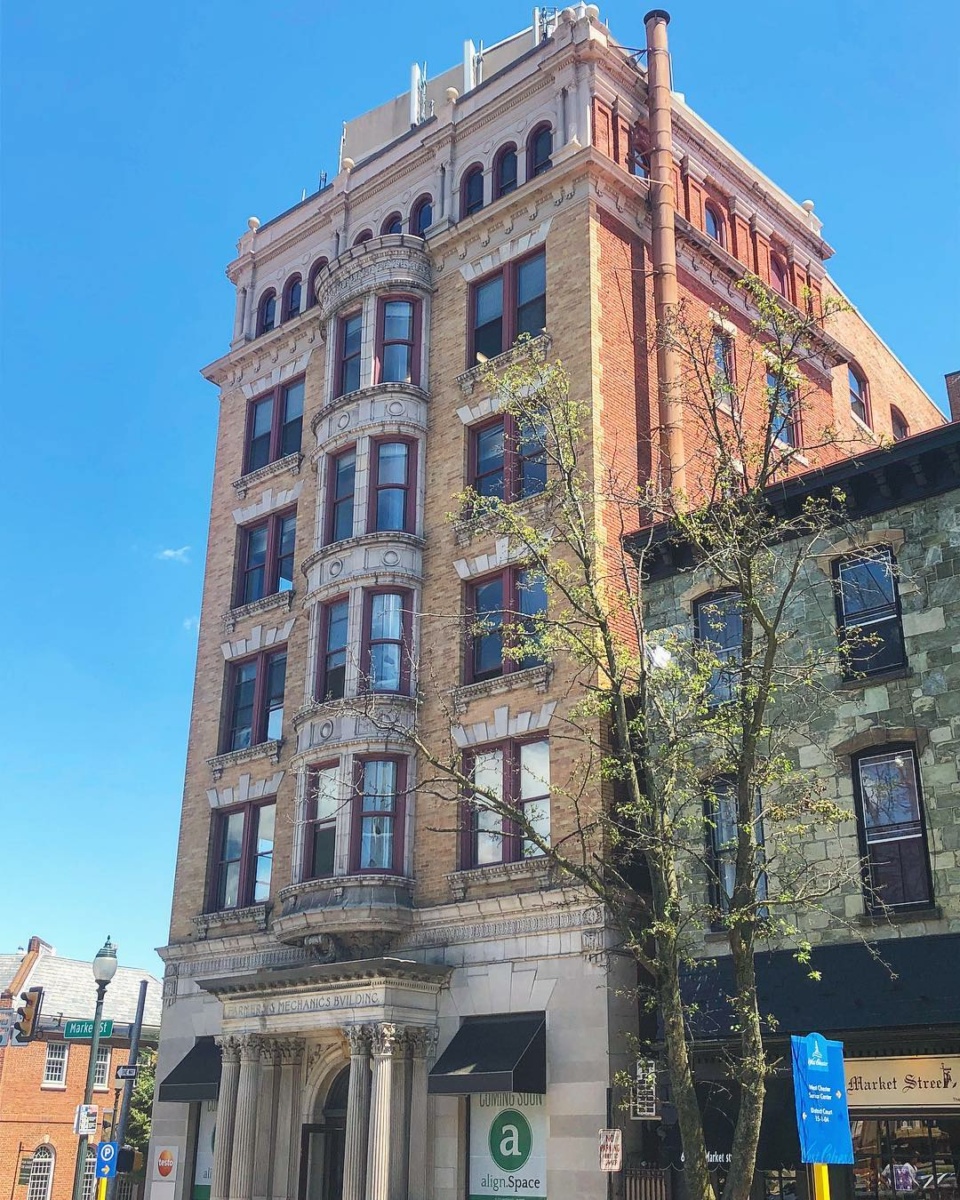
[473,578,504,679]
[383,301,413,342]
[260,294,276,333]
[382,343,412,384]
[324,599,349,700]
[229,662,258,750]
[243,526,268,603]
[331,451,356,541]
[265,654,286,741]
[840,553,896,619]
[248,397,274,471]
[474,422,505,498]
[277,516,296,592]
[311,824,336,878]
[531,127,552,175]
[697,593,742,704]
[518,421,547,498]
[705,207,724,244]
[516,253,546,338]
[517,569,547,669]
[464,169,484,216]
[497,148,517,196]
[414,201,432,236]
[474,276,504,360]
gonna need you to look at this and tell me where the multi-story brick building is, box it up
[150,9,945,1200]
[0,937,161,1200]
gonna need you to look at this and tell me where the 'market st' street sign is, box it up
[64,1019,114,1040]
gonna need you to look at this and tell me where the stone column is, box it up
[406,1029,436,1200]
[365,1023,400,1200]
[229,1036,261,1200]
[342,1026,372,1200]
[211,1037,241,1200]
[253,1040,281,1200]
[272,1039,304,1200]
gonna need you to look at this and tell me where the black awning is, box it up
[158,1038,221,1104]
[428,1012,546,1095]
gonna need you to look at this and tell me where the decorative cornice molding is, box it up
[451,663,554,715]
[310,382,430,438]
[313,235,432,321]
[233,452,304,500]
[446,856,556,901]
[456,333,552,395]
[222,589,293,635]
[194,904,271,938]
[207,740,282,781]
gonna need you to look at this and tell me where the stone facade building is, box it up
[149,9,945,1200]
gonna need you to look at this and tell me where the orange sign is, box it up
[153,1148,179,1182]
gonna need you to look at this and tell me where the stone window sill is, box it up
[453,495,554,548]
[232,452,304,499]
[193,903,270,938]
[223,589,293,633]
[456,332,552,396]
[836,666,914,691]
[41,1082,68,1091]
[447,856,554,900]
[207,740,282,780]
[452,663,553,714]
[858,905,942,927]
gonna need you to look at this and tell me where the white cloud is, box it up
[156,546,191,564]
[182,616,200,633]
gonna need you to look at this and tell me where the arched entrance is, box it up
[299,1065,349,1200]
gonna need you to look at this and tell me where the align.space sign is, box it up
[470,1093,546,1200]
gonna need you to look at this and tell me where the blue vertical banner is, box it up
[791,1033,854,1165]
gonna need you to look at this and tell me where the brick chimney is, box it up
[946,371,960,422]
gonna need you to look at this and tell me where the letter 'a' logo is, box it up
[489,1109,532,1171]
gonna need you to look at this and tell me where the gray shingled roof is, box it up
[0,952,26,991]
[23,952,162,1027]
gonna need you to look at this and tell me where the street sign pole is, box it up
[71,982,111,1200]
[105,980,147,1200]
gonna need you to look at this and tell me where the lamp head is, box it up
[92,937,119,984]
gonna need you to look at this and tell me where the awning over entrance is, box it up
[428,1012,546,1095]
[158,1037,221,1103]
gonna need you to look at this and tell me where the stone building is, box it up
[0,936,161,1200]
[149,8,946,1200]
[639,422,960,1200]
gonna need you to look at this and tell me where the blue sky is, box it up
[2,0,957,981]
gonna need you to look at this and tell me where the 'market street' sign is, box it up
[64,1019,114,1040]
[791,1033,854,1165]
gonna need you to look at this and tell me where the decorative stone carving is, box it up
[345,1024,373,1055]
[371,1023,402,1057]
[451,663,554,714]
[193,903,270,938]
[233,452,303,499]
[222,588,293,634]
[314,236,432,321]
[456,333,552,396]
[207,740,282,780]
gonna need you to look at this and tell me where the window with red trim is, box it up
[317,597,350,701]
[849,367,870,426]
[705,204,725,247]
[891,407,909,442]
[305,763,340,879]
[257,290,277,336]
[375,298,421,386]
[711,334,736,410]
[493,144,518,198]
[282,275,302,322]
[411,195,433,237]
[223,648,286,752]
[244,378,304,474]
[467,567,547,683]
[470,250,546,364]
[327,447,356,543]
[370,439,416,533]
[630,129,649,178]
[469,414,546,504]
[212,800,275,910]
[527,124,553,178]
[352,757,406,873]
[770,255,789,300]
[306,258,328,310]
[461,165,484,218]
[766,370,798,448]
[463,738,550,867]
[362,590,412,694]
[237,511,296,605]
[336,311,363,397]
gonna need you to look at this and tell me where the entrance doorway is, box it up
[299,1066,349,1200]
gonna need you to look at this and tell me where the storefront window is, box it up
[853,1118,960,1200]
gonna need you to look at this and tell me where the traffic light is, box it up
[14,987,43,1042]
[116,1148,143,1174]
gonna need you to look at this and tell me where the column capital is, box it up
[238,1035,262,1064]
[404,1027,437,1060]
[371,1022,402,1057]
[344,1024,373,1056]
[215,1034,242,1062]
[257,1037,284,1065]
[275,1037,304,1064]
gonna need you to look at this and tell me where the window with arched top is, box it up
[381,212,403,236]
[411,195,433,237]
[528,123,553,178]
[770,255,789,299]
[257,290,277,336]
[353,229,373,246]
[26,1147,54,1200]
[849,366,870,425]
[704,204,725,247]
[460,164,484,219]
[81,1150,96,1200]
[306,258,328,310]
[493,144,518,198]
[891,407,910,441]
[282,275,302,323]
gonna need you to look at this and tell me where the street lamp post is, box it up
[72,937,119,1200]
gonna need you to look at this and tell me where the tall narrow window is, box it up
[319,598,349,701]
[354,758,404,873]
[516,569,547,670]
[518,738,550,856]
[461,165,484,218]
[381,212,403,236]
[706,778,766,919]
[705,205,725,246]
[694,591,742,704]
[306,764,340,879]
[469,415,546,504]
[329,449,357,543]
[465,738,551,868]
[472,746,506,865]
[473,420,506,500]
[376,299,419,386]
[766,370,796,447]
[494,144,518,198]
[224,649,286,751]
[306,258,328,310]
[516,252,547,339]
[212,801,275,910]
[244,378,304,473]
[365,591,408,693]
[43,1043,68,1085]
[630,143,649,178]
[337,312,363,396]
[237,512,296,605]
[834,548,905,678]
[257,290,277,336]
[370,440,414,532]
[855,747,932,912]
[849,367,870,425]
[81,1153,96,1200]
[282,275,303,322]
[891,407,909,442]
[26,1147,54,1200]
[711,334,735,409]
[412,195,433,237]
[473,275,504,362]
[470,576,504,682]
[467,568,547,682]
[280,379,304,457]
[94,1047,110,1089]
[770,255,789,300]
[528,124,553,177]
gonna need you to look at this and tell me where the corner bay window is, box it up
[376,298,420,386]
[471,250,546,364]
[328,448,356,542]
[238,512,295,605]
[364,591,409,693]
[854,747,932,912]
[224,649,286,751]
[318,598,349,701]
[371,440,415,532]
[834,547,905,677]
[468,568,547,683]
[306,763,340,879]
[694,591,742,704]
[213,800,275,910]
[470,415,546,503]
[245,378,304,474]
[465,738,550,867]
[353,758,404,872]
[337,312,363,396]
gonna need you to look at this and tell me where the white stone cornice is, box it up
[233,481,303,525]
[453,536,525,580]
[233,452,304,500]
[206,770,285,809]
[450,700,557,748]
[202,326,318,390]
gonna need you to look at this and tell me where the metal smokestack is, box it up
[643,9,686,495]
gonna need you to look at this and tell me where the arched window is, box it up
[81,1150,96,1200]
[890,407,909,441]
[411,195,433,237]
[705,204,725,247]
[282,274,302,323]
[26,1147,54,1200]
[770,255,789,299]
[353,229,373,246]
[849,366,870,425]
[381,212,403,236]
[493,144,518,198]
[257,290,277,336]
[306,258,328,310]
[460,165,484,218]
[528,123,553,178]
